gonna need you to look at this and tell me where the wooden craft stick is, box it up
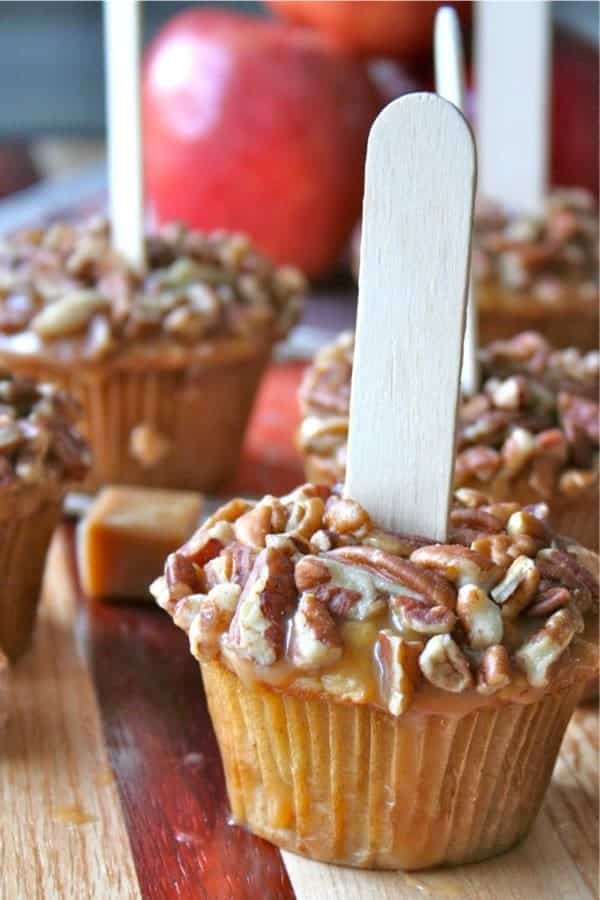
[435,5,479,395]
[475,0,551,216]
[103,0,145,270]
[345,93,476,541]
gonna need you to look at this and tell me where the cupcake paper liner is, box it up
[203,660,583,870]
[23,345,270,491]
[0,494,63,660]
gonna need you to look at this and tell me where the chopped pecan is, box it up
[457,585,503,649]
[376,630,423,715]
[294,555,332,592]
[454,488,489,508]
[323,495,371,534]
[488,375,529,410]
[558,469,598,497]
[181,525,230,567]
[200,498,253,532]
[314,583,362,616]
[291,592,343,670]
[471,533,515,568]
[285,495,326,541]
[229,543,260,589]
[450,507,504,534]
[527,586,570,617]
[515,606,584,687]
[419,635,473,693]
[227,547,296,664]
[506,509,549,542]
[309,529,333,553]
[391,595,456,636]
[363,528,429,557]
[188,583,242,661]
[558,393,599,468]
[165,552,199,604]
[501,427,536,477]
[410,544,501,591]
[455,446,501,485]
[536,548,598,614]
[233,503,273,548]
[477,645,511,695]
[491,555,540,618]
[329,546,457,610]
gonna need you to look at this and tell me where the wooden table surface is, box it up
[1,361,598,900]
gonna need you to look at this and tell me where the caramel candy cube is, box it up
[78,486,203,600]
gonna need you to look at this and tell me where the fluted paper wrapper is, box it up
[0,496,63,660]
[478,285,599,352]
[35,347,269,491]
[202,660,583,870]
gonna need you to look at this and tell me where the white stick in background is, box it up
[475,0,551,217]
[434,5,479,396]
[345,93,476,541]
[103,0,146,271]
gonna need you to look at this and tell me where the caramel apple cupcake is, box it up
[0,371,89,659]
[0,219,304,490]
[298,331,599,550]
[473,189,598,350]
[152,483,599,870]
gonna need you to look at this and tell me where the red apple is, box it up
[143,11,380,277]
[267,1,471,59]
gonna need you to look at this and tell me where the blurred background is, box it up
[0,0,596,281]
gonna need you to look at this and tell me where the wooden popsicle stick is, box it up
[434,5,479,396]
[103,0,146,271]
[475,0,551,217]
[344,93,476,541]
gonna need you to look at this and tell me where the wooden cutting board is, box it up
[1,362,598,900]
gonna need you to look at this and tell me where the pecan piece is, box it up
[536,548,598,614]
[491,556,540,619]
[419,635,473,693]
[376,630,423,715]
[501,427,536,477]
[515,606,584,687]
[457,585,503,649]
[323,495,371,534]
[294,555,331,592]
[391,595,456,636]
[328,546,457,610]
[455,446,501,485]
[188,583,242,661]
[527,586,570,617]
[410,545,501,591]
[291,592,343,670]
[450,508,504,534]
[313,583,362,617]
[165,551,200,606]
[227,547,295,665]
[233,503,273,548]
[477,645,511,695]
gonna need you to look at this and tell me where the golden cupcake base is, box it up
[202,660,583,871]
[0,490,63,660]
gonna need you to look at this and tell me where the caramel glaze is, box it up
[219,611,598,722]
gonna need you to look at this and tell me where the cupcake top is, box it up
[298,331,599,499]
[152,483,599,717]
[0,371,90,493]
[0,219,305,367]
[473,189,598,307]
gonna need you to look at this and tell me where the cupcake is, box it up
[0,219,304,491]
[298,331,599,550]
[473,189,599,350]
[0,371,90,659]
[152,483,598,869]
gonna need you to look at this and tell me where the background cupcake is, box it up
[298,331,599,550]
[0,371,89,659]
[0,219,304,491]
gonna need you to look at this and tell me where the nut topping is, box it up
[156,483,599,711]
[227,547,295,665]
[457,585,503,649]
[376,630,423,715]
[291,592,343,670]
[419,635,473,693]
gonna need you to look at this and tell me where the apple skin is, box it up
[143,11,380,277]
[267,0,471,59]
